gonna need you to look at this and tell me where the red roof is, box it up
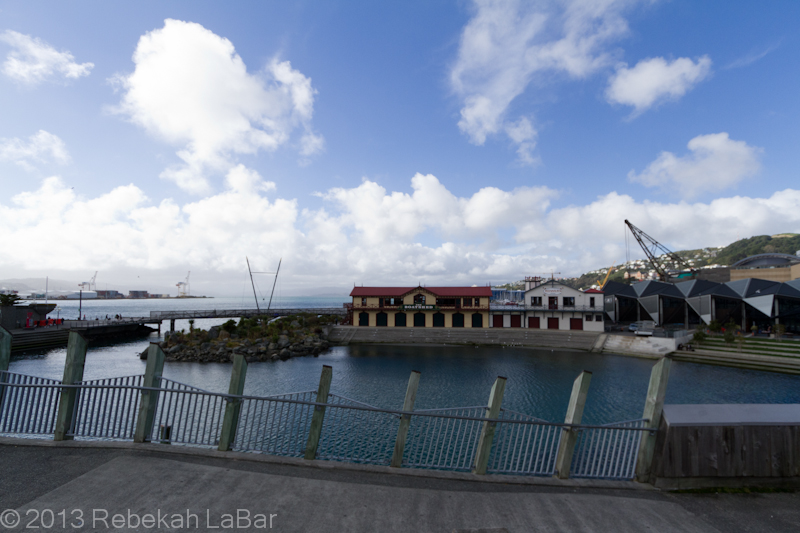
[584,288,604,293]
[350,286,492,297]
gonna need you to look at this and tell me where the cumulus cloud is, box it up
[2,171,798,292]
[112,19,323,194]
[0,30,93,85]
[628,133,762,198]
[0,130,70,170]
[450,0,633,154]
[606,55,711,115]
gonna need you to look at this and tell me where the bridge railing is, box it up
[0,372,650,480]
[149,308,346,320]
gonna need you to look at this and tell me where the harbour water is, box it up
[9,296,800,425]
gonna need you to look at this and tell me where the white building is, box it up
[490,277,605,331]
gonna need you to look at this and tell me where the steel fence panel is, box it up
[0,371,62,436]
[570,419,647,479]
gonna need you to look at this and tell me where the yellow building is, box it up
[349,286,492,327]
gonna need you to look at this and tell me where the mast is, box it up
[624,219,694,282]
[266,258,282,311]
[246,257,260,313]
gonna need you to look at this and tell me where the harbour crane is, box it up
[78,271,98,291]
[624,220,695,282]
[176,271,190,297]
[596,263,616,289]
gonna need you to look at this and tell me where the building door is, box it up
[547,317,559,329]
[472,313,483,327]
[569,318,583,330]
[548,297,558,309]
[452,313,464,327]
[359,312,369,326]
[492,315,504,328]
[394,312,406,327]
[414,312,426,327]
[376,312,387,327]
[433,312,445,327]
[510,315,521,328]
[528,317,540,329]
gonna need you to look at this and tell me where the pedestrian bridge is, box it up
[149,307,347,321]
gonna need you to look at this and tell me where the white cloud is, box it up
[628,133,762,198]
[0,30,93,85]
[0,130,70,170]
[112,19,323,194]
[606,55,711,115]
[504,116,538,165]
[3,171,798,293]
[450,0,633,153]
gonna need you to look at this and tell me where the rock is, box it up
[281,330,289,336]
[268,342,277,351]
[247,347,257,355]
[277,335,290,349]
[290,320,300,328]
[219,330,231,340]
[207,327,220,340]
[200,342,211,350]
[168,345,181,354]
[270,354,279,361]
[139,348,149,360]
[279,348,291,360]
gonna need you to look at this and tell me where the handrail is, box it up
[1,381,651,431]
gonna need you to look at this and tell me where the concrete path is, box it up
[1,439,798,532]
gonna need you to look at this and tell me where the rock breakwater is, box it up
[140,314,337,363]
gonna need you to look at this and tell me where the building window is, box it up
[474,298,480,306]
[361,297,367,306]
[414,294,426,305]
[437,298,457,307]
[590,297,595,308]
[531,296,542,306]
[379,298,384,307]
[595,315,603,322]
[463,298,471,307]
[563,297,575,307]
[585,315,593,321]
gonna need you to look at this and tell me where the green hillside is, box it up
[555,233,800,290]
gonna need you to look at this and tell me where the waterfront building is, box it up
[729,253,800,283]
[349,286,492,327]
[128,290,149,299]
[513,278,605,331]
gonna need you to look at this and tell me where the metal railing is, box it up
[0,371,62,436]
[69,375,143,440]
[570,419,647,479]
[0,373,649,480]
[149,308,346,320]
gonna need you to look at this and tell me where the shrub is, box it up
[692,327,707,343]
[708,320,722,333]
[222,320,237,334]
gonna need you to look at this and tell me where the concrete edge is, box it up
[0,435,656,492]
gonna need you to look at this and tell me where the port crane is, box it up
[78,271,98,291]
[176,271,190,297]
[596,263,616,289]
[624,220,695,282]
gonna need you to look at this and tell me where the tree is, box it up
[692,326,707,343]
[0,293,23,306]
[775,323,786,341]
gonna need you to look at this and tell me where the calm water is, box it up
[9,340,800,425]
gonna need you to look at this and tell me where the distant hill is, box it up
[554,233,800,291]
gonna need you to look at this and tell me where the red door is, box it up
[569,318,583,330]
[547,317,559,329]
[492,315,504,328]
[528,317,540,329]
[510,315,521,328]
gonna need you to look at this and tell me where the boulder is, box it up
[207,327,220,340]
[279,348,291,361]
[277,335,291,349]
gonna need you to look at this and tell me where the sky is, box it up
[1,0,799,296]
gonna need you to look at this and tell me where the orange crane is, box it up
[596,263,616,289]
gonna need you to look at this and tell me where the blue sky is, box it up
[1,1,799,296]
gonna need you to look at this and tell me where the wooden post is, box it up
[0,325,11,372]
[54,332,88,441]
[304,365,332,460]
[133,343,166,443]
[472,376,506,475]
[218,353,248,451]
[635,357,671,483]
[554,370,592,479]
[390,370,421,467]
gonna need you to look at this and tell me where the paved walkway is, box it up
[1,438,798,532]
